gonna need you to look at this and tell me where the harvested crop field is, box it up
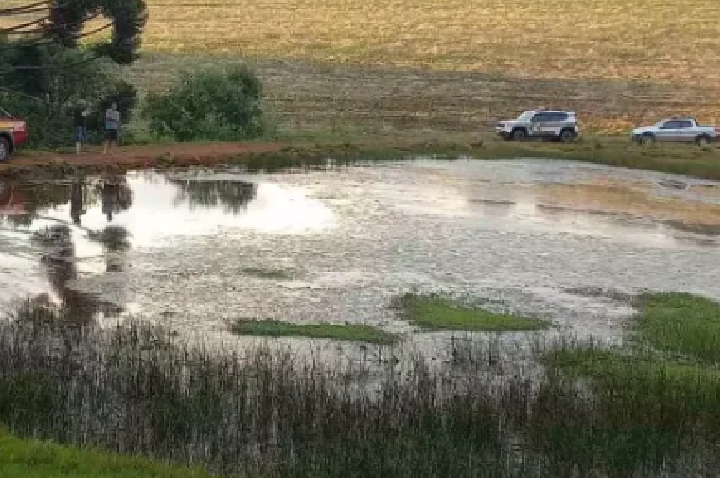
[3,0,720,132]
[124,55,720,135]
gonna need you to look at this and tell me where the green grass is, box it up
[543,293,720,454]
[2,304,720,477]
[636,292,720,364]
[479,137,720,180]
[545,292,720,383]
[240,267,294,280]
[392,292,550,332]
[229,319,398,344]
[546,346,720,387]
[7,132,720,183]
[0,427,218,478]
[544,345,720,438]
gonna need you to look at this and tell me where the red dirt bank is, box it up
[0,141,287,174]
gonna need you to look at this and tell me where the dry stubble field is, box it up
[3,0,720,134]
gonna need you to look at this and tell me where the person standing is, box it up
[102,102,120,155]
[73,101,89,154]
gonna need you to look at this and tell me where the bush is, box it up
[141,65,265,142]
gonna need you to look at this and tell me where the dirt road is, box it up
[0,142,287,175]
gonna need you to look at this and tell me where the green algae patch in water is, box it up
[229,319,398,344]
[241,267,295,280]
[635,292,720,364]
[393,292,550,332]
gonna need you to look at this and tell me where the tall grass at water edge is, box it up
[1,301,720,477]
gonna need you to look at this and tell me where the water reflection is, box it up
[0,173,134,325]
[0,180,70,228]
[1,170,337,318]
[168,178,257,214]
[69,178,85,226]
[2,159,720,349]
[30,223,123,325]
[0,174,128,228]
[88,225,131,273]
[0,181,28,217]
[466,196,719,248]
[98,173,133,222]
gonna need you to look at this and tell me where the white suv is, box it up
[496,110,579,142]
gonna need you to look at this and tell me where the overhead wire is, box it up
[0,1,50,16]
[1,11,101,35]
[1,15,47,31]
[0,0,111,76]
[0,0,89,14]
[0,22,112,80]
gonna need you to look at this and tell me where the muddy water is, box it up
[1,158,720,359]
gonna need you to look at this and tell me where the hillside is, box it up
[2,0,720,133]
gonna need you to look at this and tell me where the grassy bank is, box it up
[393,292,550,332]
[229,319,398,344]
[545,292,720,465]
[0,427,217,478]
[5,135,720,182]
[2,293,720,477]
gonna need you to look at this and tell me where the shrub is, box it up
[141,65,265,142]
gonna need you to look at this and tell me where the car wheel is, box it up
[0,138,10,162]
[558,129,575,143]
[696,135,710,147]
[640,134,655,146]
[511,128,527,141]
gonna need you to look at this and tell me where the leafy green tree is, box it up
[142,66,265,141]
[0,0,147,147]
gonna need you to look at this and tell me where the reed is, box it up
[1,298,719,477]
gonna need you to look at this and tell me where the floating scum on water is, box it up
[2,159,720,346]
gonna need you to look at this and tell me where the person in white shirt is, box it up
[103,102,120,154]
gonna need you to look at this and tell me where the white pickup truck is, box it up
[631,117,719,146]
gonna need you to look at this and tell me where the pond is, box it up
[2,157,720,356]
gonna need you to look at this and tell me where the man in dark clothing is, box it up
[73,102,89,154]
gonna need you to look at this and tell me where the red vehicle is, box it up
[0,106,29,162]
